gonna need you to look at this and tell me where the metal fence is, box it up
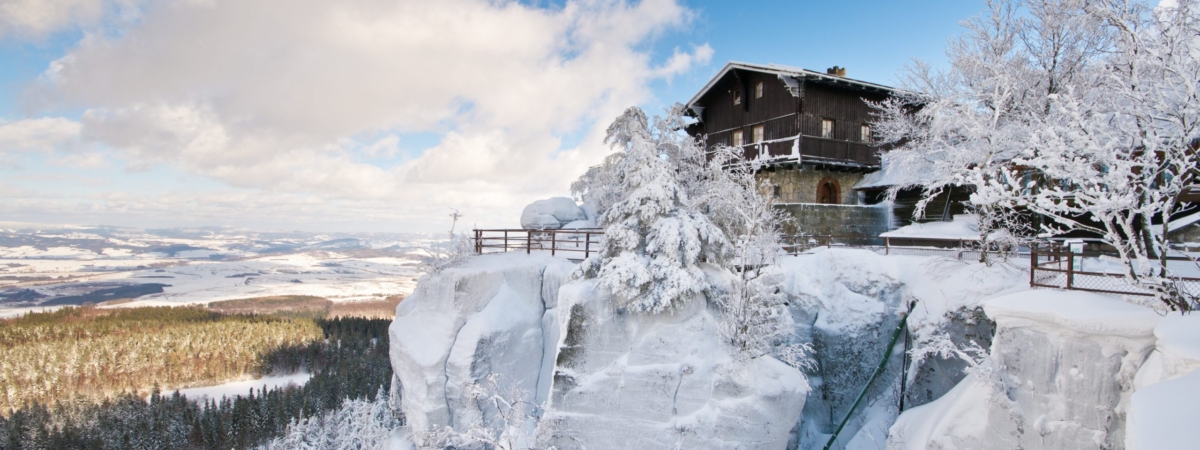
[473,229,603,260]
[1029,243,1200,297]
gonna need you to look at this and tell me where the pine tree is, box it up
[574,105,731,314]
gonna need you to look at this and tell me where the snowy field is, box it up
[0,222,431,315]
[170,373,313,402]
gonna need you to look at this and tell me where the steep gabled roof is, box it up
[686,61,901,108]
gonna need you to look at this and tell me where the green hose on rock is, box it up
[822,300,916,450]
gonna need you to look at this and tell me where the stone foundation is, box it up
[774,203,894,244]
[757,166,865,205]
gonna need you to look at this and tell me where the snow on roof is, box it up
[686,61,903,109]
[983,290,1161,338]
[1165,209,1200,233]
[853,154,939,190]
[880,215,979,240]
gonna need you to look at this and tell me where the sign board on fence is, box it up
[1065,239,1084,254]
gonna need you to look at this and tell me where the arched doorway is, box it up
[816,176,840,204]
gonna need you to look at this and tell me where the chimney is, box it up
[826,66,847,77]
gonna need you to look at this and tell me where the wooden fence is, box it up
[476,229,985,261]
[473,229,604,260]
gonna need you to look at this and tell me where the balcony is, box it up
[730,134,881,169]
[797,135,880,167]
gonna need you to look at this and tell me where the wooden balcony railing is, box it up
[798,135,879,166]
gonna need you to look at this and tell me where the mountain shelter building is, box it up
[684,61,967,240]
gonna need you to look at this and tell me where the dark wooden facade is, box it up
[685,62,894,169]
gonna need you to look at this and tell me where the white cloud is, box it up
[0,0,102,38]
[17,0,710,230]
[0,117,81,152]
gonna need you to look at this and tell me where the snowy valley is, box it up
[0,223,426,316]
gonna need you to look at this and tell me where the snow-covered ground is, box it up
[171,373,312,402]
[0,223,429,312]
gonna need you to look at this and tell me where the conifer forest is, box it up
[0,307,395,449]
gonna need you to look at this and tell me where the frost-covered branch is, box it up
[873,0,1200,310]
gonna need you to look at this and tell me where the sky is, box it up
[0,0,988,233]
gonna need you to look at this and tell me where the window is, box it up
[861,124,872,143]
[752,125,765,143]
[755,81,764,99]
[821,119,835,139]
[732,129,743,146]
[732,90,742,106]
[771,185,782,199]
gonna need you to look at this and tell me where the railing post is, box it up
[885,237,890,256]
[526,230,532,255]
[504,230,508,253]
[551,230,557,257]
[584,231,592,259]
[475,229,481,254]
[1067,249,1075,290]
[1029,243,1036,287]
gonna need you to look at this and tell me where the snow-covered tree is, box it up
[260,388,402,450]
[874,0,1200,310]
[573,105,731,314]
[573,106,811,369]
[412,373,555,450]
[698,145,799,362]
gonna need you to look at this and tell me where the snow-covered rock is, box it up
[542,280,808,449]
[775,249,1023,450]
[388,253,574,433]
[1131,313,1200,390]
[889,290,1161,450]
[778,250,907,449]
[1126,313,1200,450]
[390,252,806,449]
[520,198,587,230]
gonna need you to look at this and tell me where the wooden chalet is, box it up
[684,61,895,207]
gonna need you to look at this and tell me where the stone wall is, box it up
[774,203,894,244]
[757,167,865,205]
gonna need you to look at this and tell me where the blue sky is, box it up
[0,0,986,232]
[646,0,985,111]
